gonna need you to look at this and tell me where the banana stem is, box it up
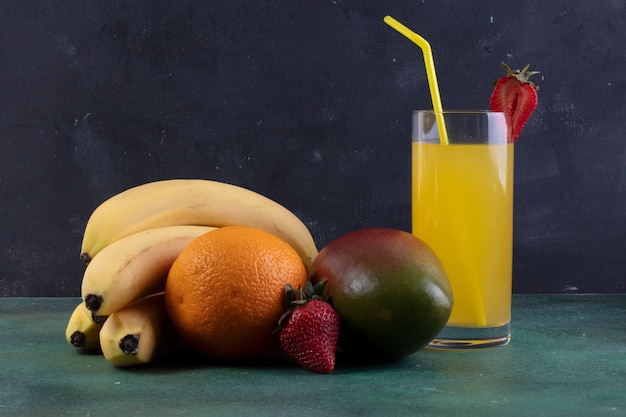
[84,294,104,313]
[120,334,140,355]
[70,331,87,348]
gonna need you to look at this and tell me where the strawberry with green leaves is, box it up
[489,62,539,142]
[276,281,339,374]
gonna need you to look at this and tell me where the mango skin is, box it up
[309,228,453,361]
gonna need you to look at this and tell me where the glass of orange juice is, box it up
[412,110,513,349]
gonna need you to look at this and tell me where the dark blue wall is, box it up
[1,1,624,295]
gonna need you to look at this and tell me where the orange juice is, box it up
[412,141,513,328]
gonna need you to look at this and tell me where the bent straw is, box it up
[384,16,449,145]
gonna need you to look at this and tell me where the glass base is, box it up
[426,322,510,350]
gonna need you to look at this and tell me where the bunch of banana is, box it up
[64,178,319,366]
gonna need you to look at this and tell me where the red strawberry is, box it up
[276,281,339,374]
[489,62,539,142]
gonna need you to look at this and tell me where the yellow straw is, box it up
[384,16,449,145]
[386,16,489,326]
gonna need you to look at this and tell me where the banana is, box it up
[81,225,216,316]
[65,301,105,350]
[99,293,184,366]
[79,179,318,269]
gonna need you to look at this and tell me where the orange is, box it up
[165,226,308,360]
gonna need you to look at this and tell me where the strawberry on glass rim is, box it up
[489,62,539,142]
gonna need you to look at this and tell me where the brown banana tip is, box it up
[91,313,108,325]
[80,252,92,264]
[120,334,140,355]
[84,294,104,313]
[70,331,87,348]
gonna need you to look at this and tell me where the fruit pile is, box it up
[65,179,453,373]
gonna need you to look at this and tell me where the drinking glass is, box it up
[412,110,513,349]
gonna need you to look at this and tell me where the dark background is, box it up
[1,1,624,296]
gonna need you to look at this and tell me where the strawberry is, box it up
[489,62,539,142]
[276,281,339,374]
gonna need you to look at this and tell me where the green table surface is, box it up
[1,295,625,417]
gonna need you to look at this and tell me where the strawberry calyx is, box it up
[498,62,540,90]
[275,280,328,333]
